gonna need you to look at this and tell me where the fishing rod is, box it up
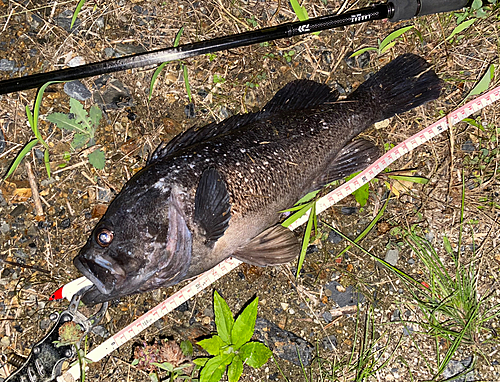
[0,0,472,95]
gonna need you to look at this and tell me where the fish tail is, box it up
[348,53,442,123]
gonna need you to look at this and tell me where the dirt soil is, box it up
[0,0,500,381]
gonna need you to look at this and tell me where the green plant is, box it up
[213,74,226,84]
[71,0,86,29]
[350,26,414,58]
[46,98,105,170]
[149,27,192,102]
[133,340,197,382]
[246,15,258,27]
[54,321,91,382]
[4,81,60,179]
[194,291,272,382]
[283,50,295,63]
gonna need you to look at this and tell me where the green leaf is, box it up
[227,355,243,382]
[239,342,272,368]
[379,40,397,55]
[281,201,313,228]
[89,105,102,130]
[71,0,86,29]
[152,362,174,372]
[4,139,38,179]
[213,291,234,344]
[199,354,233,382]
[193,358,209,367]
[447,19,476,41]
[350,47,377,58]
[183,64,192,103]
[71,133,90,150]
[88,149,106,170]
[197,335,225,356]
[443,236,453,255]
[387,175,429,184]
[70,98,91,129]
[131,359,139,366]
[290,0,308,21]
[466,64,495,99]
[25,105,34,127]
[149,62,168,100]
[379,25,414,53]
[46,112,83,133]
[296,202,315,277]
[231,296,258,349]
[353,183,369,207]
[173,26,184,47]
[181,340,193,356]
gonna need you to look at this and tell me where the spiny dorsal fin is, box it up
[194,168,231,243]
[261,79,339,115]
[148,80,338,164]
[233,225,299,266]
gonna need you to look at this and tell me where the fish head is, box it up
[74,183,193,305]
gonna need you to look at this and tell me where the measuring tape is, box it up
[56,85,500,382]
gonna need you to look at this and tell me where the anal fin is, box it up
[233,225,299,266]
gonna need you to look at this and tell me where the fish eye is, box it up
[95,228,114,247]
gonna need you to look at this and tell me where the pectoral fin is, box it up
[233,225,299,266]
[194,168,231,243]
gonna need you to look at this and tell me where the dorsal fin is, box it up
[261,79,339,115]
[148,80,338,164]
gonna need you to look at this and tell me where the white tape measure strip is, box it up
[59,85,500,382]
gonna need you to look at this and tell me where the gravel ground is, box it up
[1,1,500,381]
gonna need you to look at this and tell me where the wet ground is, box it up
[1,0,500,381]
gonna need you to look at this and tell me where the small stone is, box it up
[344,53,356,69]
[0,222,9,234]
[385,249,399,266]
[219,106,229,119]
[175,301,189,312]
[10,204,27,218]
[402,326,413,336]
[327,230,342,244]
[341,206,357,215]
[104,47,115,58]
[325,281,364,307]
[184,103,196,119]
[390,309,401,322]
[203,307,214,318]
[356,51,370,68]
[321,51,333,66]
[288,308,295,315]
[67,56,85,67]
[0,58,16,71]
[202,316,211,325]
[0,336,10,347]
[321,335,337,351]
[64,81,92,101]
[280,302,289,310]
[407,258,415,265]
[60,218,71,229]
[254,317,314,366]
[322,311,333,323]
[461,140,475,153]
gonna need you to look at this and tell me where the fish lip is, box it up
[73,255,120,295]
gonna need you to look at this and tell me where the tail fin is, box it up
[348,53,442,123]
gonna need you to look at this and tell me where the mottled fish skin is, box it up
[75,54,442,305]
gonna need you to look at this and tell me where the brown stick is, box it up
[25,161,44,216]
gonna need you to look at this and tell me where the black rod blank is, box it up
[0,4,390,95]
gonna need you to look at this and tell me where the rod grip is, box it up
[389,0,471,21]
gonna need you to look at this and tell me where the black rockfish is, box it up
[75,54,442,305]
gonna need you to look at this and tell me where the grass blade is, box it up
[4,139,38,178]
[71,0,86,29]
[379,25,414,53]
[295,202,315,278]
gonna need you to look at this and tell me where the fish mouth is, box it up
[73,254,126,296]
